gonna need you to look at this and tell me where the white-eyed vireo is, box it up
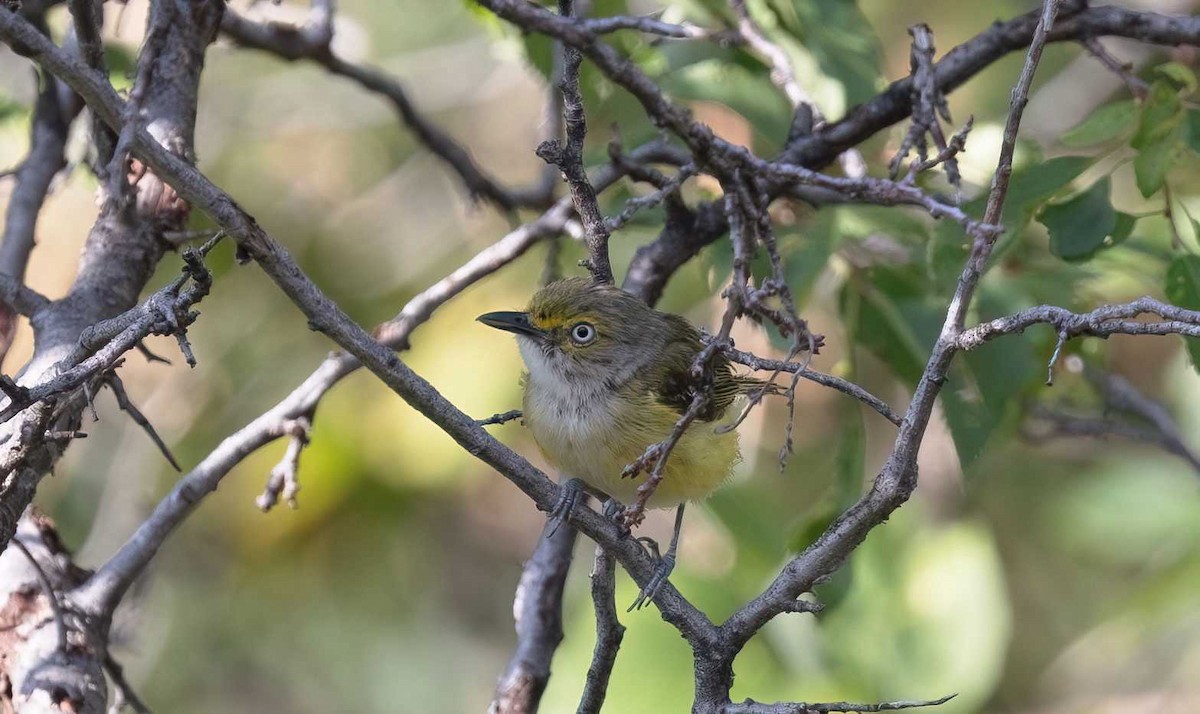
[479,276,764,608]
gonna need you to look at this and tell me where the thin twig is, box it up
[583,14,736,43]
[105,372,181,472]
[726,693,958,713]
[889,24,963,192]
[1083,37,1148,99]
[605,164,696,232]
[476,410,523,427]
[256,416,311,511]
[722,347,901,426]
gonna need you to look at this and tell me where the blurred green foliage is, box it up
[3,0,1200,712]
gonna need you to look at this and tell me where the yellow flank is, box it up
[522,381,741,508]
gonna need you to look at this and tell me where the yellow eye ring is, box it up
[570,322,596,345]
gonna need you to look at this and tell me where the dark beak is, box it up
[477,311,546,340]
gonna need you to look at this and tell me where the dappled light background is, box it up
[3,0,1200,711]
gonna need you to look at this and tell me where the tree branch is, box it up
[490,521,578,714]
[958,298,1200,349]
[576,543,623,714]
[783,2,1200,169]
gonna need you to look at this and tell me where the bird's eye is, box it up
[569,322,596,345]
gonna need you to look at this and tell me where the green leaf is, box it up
[927,220,969,294]
[1165,255,1200,373]
[1000,156,1093,227]
[1132,80,1183,150]
[1061,100,1137,147]
[1110,211,1138,246]
[1134,137,1178,198]
[844,268,1040,467]
[977,154,1093,264]
[1185,110,1200,155]
[1131,81,1186,197]
[1156,61,1198,93]
[843,266,941,384]
[1039,178,1116,261]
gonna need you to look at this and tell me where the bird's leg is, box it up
[629,503,686,612]
[547,477,586,537]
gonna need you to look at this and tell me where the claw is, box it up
[547,478,585,537]
[627,503,686,612]
[629,552,675,612]
[602,498,623,519]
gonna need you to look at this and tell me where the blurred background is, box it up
[3,0,1200,711]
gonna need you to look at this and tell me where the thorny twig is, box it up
[536,0,614,285]
[0,237,220,424]
[889,24,967,193]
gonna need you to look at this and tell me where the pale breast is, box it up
[523,372,620,455]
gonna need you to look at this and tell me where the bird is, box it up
[478,276,765,609]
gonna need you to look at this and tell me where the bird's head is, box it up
[478,277,680,385]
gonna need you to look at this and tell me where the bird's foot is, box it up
[602,498,623,519]
[629,537,675,612]
[628,503,686,612]
[547,478,585,537]
[621,443,662,479]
